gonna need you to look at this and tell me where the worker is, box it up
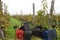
[16,26,24,40]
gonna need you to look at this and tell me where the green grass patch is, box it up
[6,17,22,38]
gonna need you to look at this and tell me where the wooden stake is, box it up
[33,3,35,26]
[49,0,55,28]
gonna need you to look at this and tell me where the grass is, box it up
[32,36,43,40]
[6,17,22,38]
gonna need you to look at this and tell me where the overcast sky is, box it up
[2,0,60,15]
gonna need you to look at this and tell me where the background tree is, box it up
[36,0,48,27]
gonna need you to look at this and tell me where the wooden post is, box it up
[21,10,22,19]
[49,0,55,28]
[0,0,5,40]
[0,0,3,17]
[0,0,2,12]
[4,3,8,14]
[33,3,35,26]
